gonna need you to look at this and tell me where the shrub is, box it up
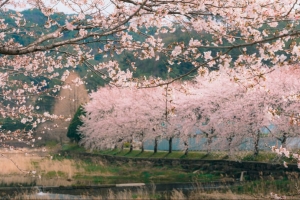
[67,106,85,143]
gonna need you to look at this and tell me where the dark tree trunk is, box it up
[281,132,287,148]
[168,137,172,154]
[141,141,144,153]
[129,138,133,152]
[206,128,215,153]
[140,132,144,153]
[206,137,212,153]
[117,138,123,151]
[154,137,158,153]
[184,141,189,156]
[253,131,260,156]
[227,135,233,156]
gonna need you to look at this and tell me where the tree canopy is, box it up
[1,0,300,148]
[79,66,300,160]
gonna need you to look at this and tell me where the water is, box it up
[2,182,240,199]
[25,192,88,199]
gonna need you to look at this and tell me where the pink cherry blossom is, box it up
[65,20,75,30]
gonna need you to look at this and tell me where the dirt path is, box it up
[36,72,89,142]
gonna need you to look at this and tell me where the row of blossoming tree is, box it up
[78,65,300,160]
[1,0,300,146]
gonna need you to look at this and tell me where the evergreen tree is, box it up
[67,106,85,143]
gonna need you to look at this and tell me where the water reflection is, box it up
[26,192,90,199]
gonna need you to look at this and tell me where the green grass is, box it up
[73,170,206,184]
[70,157,216,185]
[45,140,60,149]
[62,143,86,152]
[62,144,290,163]
[241,151,278,162]
[60,144,299,167]
[57,143,298,188]
[97,149,232,160]
[82,160,119,173]
[44,171,56,179]
[42,170,68,179]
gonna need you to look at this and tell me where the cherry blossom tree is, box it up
[79,64,300,157]
[199,65,300,156]
[78,71,244,153]
[79,81,203,153]
[227,89,271,156]
[156,83,194,154]
[1,0,300,147]
[2,0,300,92]
[78,85,166,151]
[263,65,300,147]
[177,69,244,154]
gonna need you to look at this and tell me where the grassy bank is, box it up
[0,143,299,199]
[62,143,287,163]
[0,145,221,186]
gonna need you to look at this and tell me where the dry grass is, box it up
[0,155,33,174]
[10,188,269,200]
[13,193,95,200]
[0,151,79,174]
[0,149,84,186]
[38,159,79,177]
[188,191,262,199]
[0,149,46,174]
[0,150,120,186]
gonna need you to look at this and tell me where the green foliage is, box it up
[123,142,130,148]
[0,117,30,131]
[67,106,85,143]
[35,95,56,113]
